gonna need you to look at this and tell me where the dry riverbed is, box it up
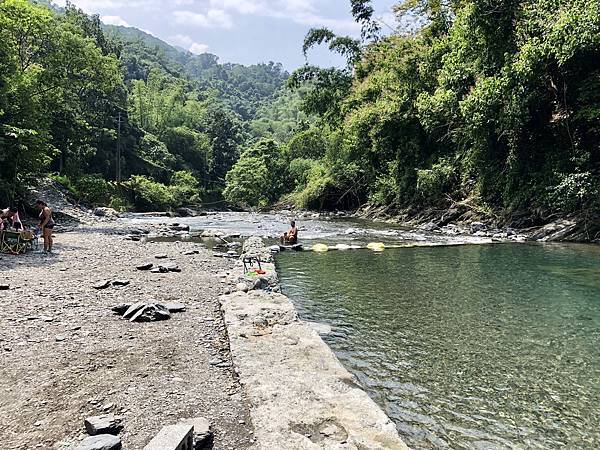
[0,227,254,449]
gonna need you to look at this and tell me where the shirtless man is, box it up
[281,220,298,245]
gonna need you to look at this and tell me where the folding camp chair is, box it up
[0,230,35,254]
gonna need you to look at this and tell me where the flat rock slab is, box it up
[0,284,9,290]
[164,302,186,313]
[75,434,122,450]
[84,414,124,436]
[143,423,193,450]
[136,263,153,270]
[93,280,111,290]
[154,254,168,259]
[112,279,130,287]
[220,291,408,450]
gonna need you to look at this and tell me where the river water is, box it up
[125,212,600,449]
[277,243,600,449]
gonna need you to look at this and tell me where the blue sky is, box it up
[52,0,399,70]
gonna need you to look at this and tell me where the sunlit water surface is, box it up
[276,244,600,449]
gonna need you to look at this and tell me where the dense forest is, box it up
[0,0,308,210]
[1,0,599,222]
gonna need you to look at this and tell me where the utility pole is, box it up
[116,111,122,183]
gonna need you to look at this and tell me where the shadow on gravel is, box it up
[0,242,85,270]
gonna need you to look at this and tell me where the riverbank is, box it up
[0,227,254,449]
[217,237,408,449]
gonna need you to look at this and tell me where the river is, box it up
[124,212,600,449]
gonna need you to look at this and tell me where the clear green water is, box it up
[276,243,600,449]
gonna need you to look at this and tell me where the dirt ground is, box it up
[0,227,254,449]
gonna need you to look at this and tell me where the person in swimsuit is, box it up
[36,200,55,253]
[0,206,21,230]
[280,220,299,245]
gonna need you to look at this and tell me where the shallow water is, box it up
[276,243,600,449]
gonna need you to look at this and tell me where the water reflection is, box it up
[277,244,600,449]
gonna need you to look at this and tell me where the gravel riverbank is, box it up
[0,226,254,449]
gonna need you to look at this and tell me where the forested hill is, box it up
[0,0,308,211]
[222,0,600,230]
[103,24,290,121]
[2,0,598,229]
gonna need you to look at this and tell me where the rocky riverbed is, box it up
[0,226,254,449]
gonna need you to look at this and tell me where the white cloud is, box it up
[189,42,210,54]
[168,35,209,54]
[101,15,130,27]
[172,9,233,29]
[208,0,359,33]
[168,34,194,47]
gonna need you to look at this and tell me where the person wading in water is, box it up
[36,200,55,253]
[281,220,298,245]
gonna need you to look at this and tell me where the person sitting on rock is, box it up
[0,206,21,231]
[281,220,298,245]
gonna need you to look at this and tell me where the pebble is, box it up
[93,280,111,290]
[0,284,9,290]
[154,254,168,259]
[136,263,153,270]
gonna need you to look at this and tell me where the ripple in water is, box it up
[276,243,600,449]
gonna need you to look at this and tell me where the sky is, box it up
[51,0,399,70]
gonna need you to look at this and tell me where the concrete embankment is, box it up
[218,238,408,449]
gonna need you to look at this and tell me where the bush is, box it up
[50,174,78,197]
[170,170,202,206]
[223,139,287,207]
[125,175,174,212]
[549,172,600,213]
[288,162,332,209]
[74,174,113,206]
[416,159,455,204]
[289,158,318,188]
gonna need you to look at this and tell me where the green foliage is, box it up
[125,175,174,211]
[282,0,600,217]
[549,172,600,213]
[170,170,202,206]
[223,140,287,207]
[416,160,455,204]
[74,174,113,206]
[0,0,302,210]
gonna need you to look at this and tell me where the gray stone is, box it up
[130,303,171,322]
[111,304,131,315]
[136,263,153,270]
[93,280,111,290]
[143,423,193,450]
[122,302,145,319]
[160,263,181,273]
[252,277,269,291]
[236,283,248,293]
[154,254,168,259]
[112,279,130,287]
[93,207,119,218]
[164,302,186,313]
[84,415,124,436]
[176,207,196,217]
[179,417,212,449]
[0,284,9,290]
[75,434,121,450]
[420,222,439,232]
[470,221,487,232]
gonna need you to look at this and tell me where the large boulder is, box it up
[74,434,121,450]
[93,207,119,218]
[84,415,124,436]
